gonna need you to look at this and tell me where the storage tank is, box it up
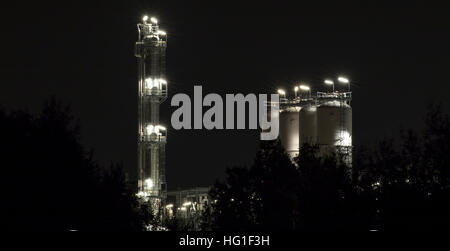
[317,100,352,156]
[299,105,317,147]
[279,106,300,159]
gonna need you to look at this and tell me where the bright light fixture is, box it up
[150,17,158,24]
[299,85,310,91]
[143,16,149,22]
[324,79,334,85]
[146,124,166,135]
[338,76,349,84]
[145,178,153,189]
[146,124,154,135]
[145,78,167,89]
[183,202,192,207]
[277,89,286,96]
[335,130,352,146]
[145,78,153,89]
[165,204,174,209]
[158,30,166,35]
[294,86,299,91]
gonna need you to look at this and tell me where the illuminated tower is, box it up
[135,16,168,203]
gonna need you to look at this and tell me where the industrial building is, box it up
[165,187,210,229]
[132,15,352,225]
[278,79,352,162]
[134,16,211,222]
[135,15,168,209]
[166,187,210,213]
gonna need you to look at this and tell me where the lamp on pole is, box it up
[277,89,286,99]
[299,85,311,98]
[324,79,335,92]
[338,76,350,92]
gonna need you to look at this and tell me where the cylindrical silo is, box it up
[279,106,300,159]
[317,100,352,156]
[299,105,317,148]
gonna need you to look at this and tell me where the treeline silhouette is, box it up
[202,104,450,231]
[0,98,149,231]
[2,97,449,231]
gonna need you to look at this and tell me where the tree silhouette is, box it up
[203,104,450,231]
[0,97,148,231]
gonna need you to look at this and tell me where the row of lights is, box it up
[324,76,350,92]
[142,15,158,24]
[142,16,167,36]
[146,125,166,135]
[164,201,193,211]
[278,84,311,98]
[278,76,350,98]
[145,78,167,89]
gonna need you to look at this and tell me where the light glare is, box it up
[338,76,349,84]
[145,78,167,89]
[336,131,352,146]
[324,79,334,85]
[145,178,153,189]
[146,124,165,135]
[299,85,310,91]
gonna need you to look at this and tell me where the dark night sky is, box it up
[1,1,449,189]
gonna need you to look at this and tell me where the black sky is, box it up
[1,1,449,189]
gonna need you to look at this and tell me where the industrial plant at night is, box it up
[1,1,449,240]
[133,15,354,223]
[277,78,352,163]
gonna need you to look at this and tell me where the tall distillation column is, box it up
[135,16,168,203]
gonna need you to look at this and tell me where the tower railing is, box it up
[316,91,352,100]
[143,86,168,97]
[141,133,167,143]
